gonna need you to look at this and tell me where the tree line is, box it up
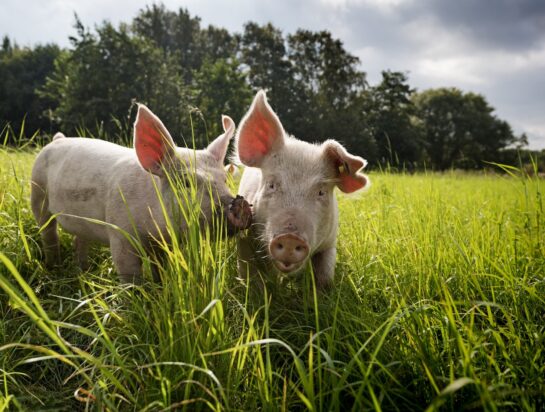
[0,4,539,170]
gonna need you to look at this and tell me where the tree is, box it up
[200,25,239,63]
[193,58,252,142]
[288,30,365,106]
[132,4,203,83]
[1,35,14,56]
[240,22,298,125]
[413,88,523,169]
[40,17,191,142]
[364,71,422,166]
[0,36,61,138]
[287,30,373,157]
[239,25,376,158]
[1,4,527,170]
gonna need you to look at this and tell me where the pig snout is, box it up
[269,233,309,273]
[227,195,253,231]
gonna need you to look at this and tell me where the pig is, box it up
[235,91,369,289]
[31,104,252,283]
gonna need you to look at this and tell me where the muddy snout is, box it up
[227,195,253,231]
[269,233,309,273]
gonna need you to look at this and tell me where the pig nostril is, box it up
[277,243,284,250]
[295,246,302,252]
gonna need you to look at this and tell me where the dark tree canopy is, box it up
[0,36,60,137]
[240,23,298,127]
[364,71,422,166]
[0,6,533,169]
[413,88,523,170]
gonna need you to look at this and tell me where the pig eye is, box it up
[179,174,191,187]
[264,179,278,194]
[318,189,326,197]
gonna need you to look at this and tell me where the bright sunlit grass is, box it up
[0,147,543,411]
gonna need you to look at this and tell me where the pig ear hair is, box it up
[224,163,239,176]
[323,140,369,193]
[236,90,285,167]
[207,115,236,163]
[134,104,176,177]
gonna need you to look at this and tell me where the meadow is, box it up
[0,146,544,411]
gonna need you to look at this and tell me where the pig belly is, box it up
[48,163,108,243]
[55,214,110,244]
[48,182,110,244]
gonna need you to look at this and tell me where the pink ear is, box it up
[134,104,176,176]
[207,115,235,163]
[339,172,368,193]
[236,90,285,167]
[222,115,234,133]
[323,140,369,193]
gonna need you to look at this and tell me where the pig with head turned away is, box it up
[31,104,252,283]
[235,90,369,290]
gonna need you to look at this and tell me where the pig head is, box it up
[31,105,251,283]
[235,90,369,289]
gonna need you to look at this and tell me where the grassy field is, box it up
[0,146,544,411]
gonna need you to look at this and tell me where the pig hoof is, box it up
[228,195,253,230]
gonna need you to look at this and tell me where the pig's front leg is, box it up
[109,235,143,284]
[74,237,90,271]
[236,234,268,288]
[311,247,336,290]
[236,235,256,278]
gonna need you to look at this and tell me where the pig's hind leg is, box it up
[74,237,90,270]
[109,235,143,284]
[30,181,60,267]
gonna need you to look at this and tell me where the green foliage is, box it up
[413,88,524,170]
[132,5,238,82]
[239,24,376,159]
[240,22,298,123]
[39,17,193,144]
[1,147,544,410]
[288,29,365,107]
[193,58,252,140]
[364,71,423,166]
[1,6,539,169]
[39,9,250,148]
[0,36,60,138]
[286,29,373,158]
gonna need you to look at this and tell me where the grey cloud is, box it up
[426,0,545,51]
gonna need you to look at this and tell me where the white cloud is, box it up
[320,0,412,13]
[395,14,545,96]
[415,57,485,86]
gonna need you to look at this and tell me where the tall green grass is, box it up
[0,145,544,411]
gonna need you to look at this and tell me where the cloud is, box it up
[397,14,545,87]
[320,1,545,148]
[427,0,545,51]
[320,0,414,13]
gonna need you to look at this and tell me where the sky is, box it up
[2,0,545,149]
